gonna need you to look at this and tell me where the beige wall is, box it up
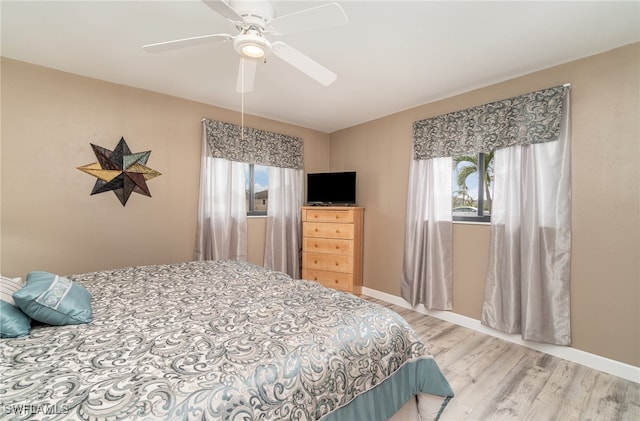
[330,43,640,367]
[0,58,330,275]
[2,43,638,368]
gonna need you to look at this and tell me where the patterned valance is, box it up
[413,85,569,160]
[204,119,304,170]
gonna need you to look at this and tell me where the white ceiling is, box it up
[2,1,639,133]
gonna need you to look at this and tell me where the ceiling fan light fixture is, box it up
[234,29,269,59]
[241,43,265,58]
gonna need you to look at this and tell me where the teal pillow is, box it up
[0,300,31,338]
[1,276,31,338]
[14,272,93,326]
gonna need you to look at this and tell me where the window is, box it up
[452,152,494,222]
[245,164,269,216]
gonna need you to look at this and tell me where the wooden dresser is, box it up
[301,206,364,294]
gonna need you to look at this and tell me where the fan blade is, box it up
[236,58,258,93]
[202,0,243,23]
[272,41,336,86]
[270,2,348,36]
[143,34,232,53]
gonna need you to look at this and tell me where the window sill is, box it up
[453,220,491,226]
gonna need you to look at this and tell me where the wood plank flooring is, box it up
[364,297,640,421]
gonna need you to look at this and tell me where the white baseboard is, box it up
[362,287,640,384]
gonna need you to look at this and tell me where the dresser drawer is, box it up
[303,268,353,291]
[303,252,353,273]
[303,222,354,239]
[303,237,354,255]
[304,209,354,223]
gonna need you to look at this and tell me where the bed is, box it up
[1,260,453,420]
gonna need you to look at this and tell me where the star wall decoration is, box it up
[77,137,161,206]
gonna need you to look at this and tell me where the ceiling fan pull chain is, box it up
[241,58,245,142]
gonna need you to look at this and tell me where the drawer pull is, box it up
[334,280,339,284]
[335,245,340,250]
[335,215,339,219]
[336,229,340,234]
[314,277,318,281]
[335,262,339,266]
[315,228,319,232]
[314,260,318,264]
[314,215,318,218]
[314,244,318,248]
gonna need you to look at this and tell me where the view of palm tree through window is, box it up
[452,152,494,220]
[245,164,269,215]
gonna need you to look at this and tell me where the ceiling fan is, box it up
[143,0,348,93]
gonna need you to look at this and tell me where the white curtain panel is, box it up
[482,93,572,345]
[401,157,453,310]
[194,127,247,261]
[264,166,304,278]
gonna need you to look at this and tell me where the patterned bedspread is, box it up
[0,260,451,420]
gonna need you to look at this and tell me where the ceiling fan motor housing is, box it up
[229,0,274,29]
[229,1,275,58]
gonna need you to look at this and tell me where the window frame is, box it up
[246,163,268,217]
[453,152,492,223]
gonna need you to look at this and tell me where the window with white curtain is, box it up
[197,118,304,277]
[405,85,572,345]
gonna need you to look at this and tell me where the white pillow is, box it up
[0,275,23,306]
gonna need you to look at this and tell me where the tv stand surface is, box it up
[307,202,357,207]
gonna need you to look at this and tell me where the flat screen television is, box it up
[307,171,356,205]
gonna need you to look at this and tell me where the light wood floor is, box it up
[364,297,640,421]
